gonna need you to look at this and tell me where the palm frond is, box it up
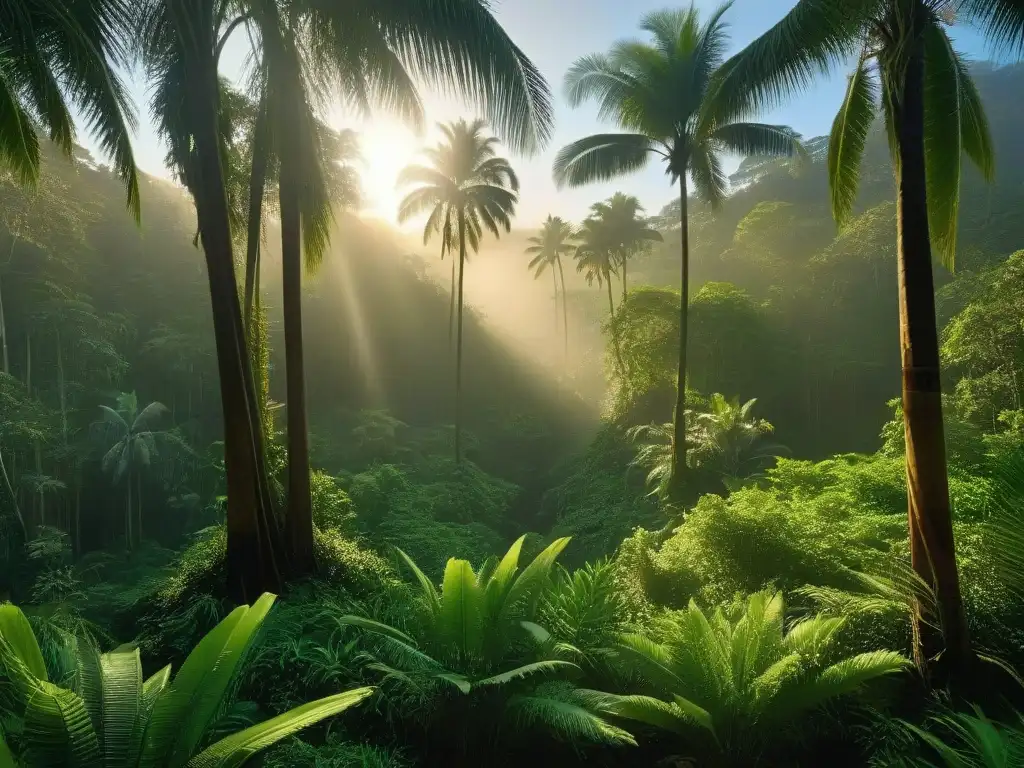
[828,56,878,228]
[552,134,656,189]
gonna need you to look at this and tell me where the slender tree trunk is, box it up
[74,470,80,556]
[34,441,43,527]
[551,269,559,334]
[557,257,569,362]
[126,465,133,551]
[279,119,316,577]
[0,441,24,539]
[893,40,970,678]
[171,1,284,601]
[621,256,628,302]
[25,332,31,393]
[243,95,270,330]
[606,276,626,377]
[455,210,467,464]
[0,245,10,375]
[56,327,67,444]
[668,178,690,499]
[137,472,143,545]
[448,252,456,350]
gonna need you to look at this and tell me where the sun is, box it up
[353,120,423,225]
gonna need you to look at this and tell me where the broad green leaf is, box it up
[0,604,47,682]
[440,559,482,660]
[671,694,716,736]
[168,593,276,765]
[183,687,374,768]
[394,547,440,618]
[23,681,101,766]
[504,537,571,618]
[140,603,248,766]
[101,646,143,767]
[519,621,551,645]
[584,691,691,735]
[434,673,471,694]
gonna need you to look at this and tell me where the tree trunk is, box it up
[668,178,690,499]
[551,268,559,334]
[137,471,143,545]
[0,244,10,375]
[893,40,970,678]
[56,327,66,444]
[170,1,284,602]
[0,441,24,539]
[126,465,133,550]
[25,332,31,393]
[279,126,316,577]
[621,256,628,302]
[557,257,569,362]
[448,250,456,350]
[606,275,627,381]
[455,209,467,464]
[243,95,270,330]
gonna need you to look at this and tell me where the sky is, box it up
[89,0,995,230]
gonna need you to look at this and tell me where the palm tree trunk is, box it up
[455,209,467,464]
[25,332,30,393]
[126,466,133,551]
[171,1,284,602]
[448,252,456,350]
[136,471,143,545]
[621,256,628,302]
[893,41,969,678]
[606,276,626,377]
[0,441,24,539]
[557,257,569,362]
[56,327,66,444]
[280,133,316,577]
[668,178,690,500]
[551,269,559,334]
[243,94,269,330]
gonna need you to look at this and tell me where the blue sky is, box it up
[88,0,995,228]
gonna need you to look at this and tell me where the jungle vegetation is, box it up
[2,0,1024,766]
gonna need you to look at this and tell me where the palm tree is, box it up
[398,119,520,464]
[0,0,140,217]
[553,3,802,501]
[574,212,626,378]
[590,193,663,301]
[138,0,552,597]
[96,392,183,550]
[525,215,576,359]
[710,0,1003,677]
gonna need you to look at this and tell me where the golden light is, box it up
[353,119,422,226]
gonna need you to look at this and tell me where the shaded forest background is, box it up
[2,61,1023,565]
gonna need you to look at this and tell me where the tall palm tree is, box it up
[0,0,140,217]
[96,392,181,550]
[138,0,552,596]
[398,119,520,464]
[552,2,801,501]
[525,215,576,358]
[710,0,1002,678]
[591,193,663,301]
[574,212,626,377]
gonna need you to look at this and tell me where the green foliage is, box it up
[263,736,410,768]
[0,598,373,766]
[338,537,634,760]
[586,591,908,766]
[310,472,355,534]
[899,707,1024,768]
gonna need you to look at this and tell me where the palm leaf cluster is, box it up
[525,215,575,358]
[339,536,634,752]
[0,596,372,766]
[585,590,909,765]
[0,0,140,217]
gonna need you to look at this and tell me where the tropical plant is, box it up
[589,193,662,300]
[574,211,625,375]
[398,119,520,464]
[901,706,1024,767]
[338,536,634,762]
[0,0,140,216]
[711,0,1004,677]
[0,596,373,767]
[94,392,186,550]
[525,216,576,359]
[628,393,779,498]
[585,590,909,766]
[553,2,802,499]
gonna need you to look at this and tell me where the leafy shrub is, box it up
[312,471,356,533]
[587,591,909,766]
[263,736,411,768]
[339,536,634,762]
[895,707,1024,767]
[0,598,373,766]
